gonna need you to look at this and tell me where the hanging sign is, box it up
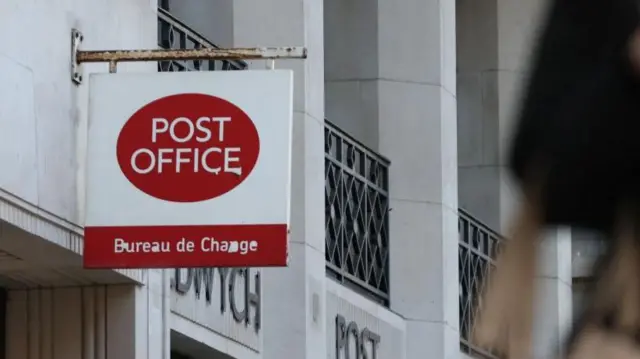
[83,70,293,268]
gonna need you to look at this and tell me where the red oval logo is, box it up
[116,93,260,202]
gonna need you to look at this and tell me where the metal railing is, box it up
[458,209,504,359]
[325,121,391,305]
[157,7,247,72]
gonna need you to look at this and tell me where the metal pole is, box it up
[70,29,306,85]
[76,47,307,64]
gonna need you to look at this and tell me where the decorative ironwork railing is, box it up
[157,7,247,72]
[458,209,504,358]
[325,121,391,305]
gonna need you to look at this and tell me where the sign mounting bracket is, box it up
[71,29,84,84]
[70,28,307,84]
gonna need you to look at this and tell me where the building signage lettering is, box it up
[172,267,260,332]
[335,314,381,359]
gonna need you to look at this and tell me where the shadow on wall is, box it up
[0,289,4,359]
[171,330,235,359]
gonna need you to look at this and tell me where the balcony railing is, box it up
[157,7,247,72]
[458,209,504,359]
[325,121,391,305]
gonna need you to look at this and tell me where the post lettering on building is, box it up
[335,314,381,359]
[172,267,260,332]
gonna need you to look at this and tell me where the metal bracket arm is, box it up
[71,29,84,84]
[77,47,307,63]
[70,28,307,84]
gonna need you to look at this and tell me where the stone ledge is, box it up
[0,188,143,284]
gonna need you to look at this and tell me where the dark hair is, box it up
[509,0,640,233]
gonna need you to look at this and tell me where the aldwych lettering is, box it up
[336,314,381,359]
[172,268,260,332]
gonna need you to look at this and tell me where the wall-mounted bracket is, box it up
[70,29,307,85]
[71,29,84,84]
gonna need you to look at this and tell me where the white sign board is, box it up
[84,70,293,268]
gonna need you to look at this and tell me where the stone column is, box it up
[233,1,326,359]
[533,229,573,358]
[106,270,170,359]
[376,0,460,358]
